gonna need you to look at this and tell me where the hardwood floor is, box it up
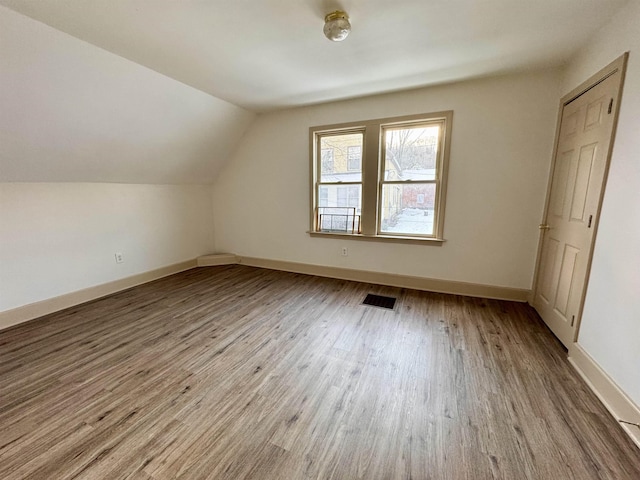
[1,265,639,479]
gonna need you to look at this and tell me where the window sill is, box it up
[308,231,445,245]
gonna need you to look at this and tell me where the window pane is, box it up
[321,148,334,174]
[318,184,361,210]
[347,146,362,171]
[320,133,363,182]
[383,125,439,181]
[380,183,436,235]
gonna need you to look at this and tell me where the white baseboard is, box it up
[569,343,640,449]
[0,259,197,331]
[238,256,529,302]
[197,253,238,266]
[0,255,530,332]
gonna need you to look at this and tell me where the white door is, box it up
[534,65,624,347]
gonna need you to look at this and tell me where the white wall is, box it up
[0,7,255,311]
[0,6,255,184]
[0,183,214,312]
[563,1,640,407]
[212,70,561,289]
[0,7,253,314]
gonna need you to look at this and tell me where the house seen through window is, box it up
[311,111,452,240]
[347,145,361,171]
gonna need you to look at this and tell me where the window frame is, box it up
[309,111,453,244]
[378,120,445,238]
[315,128,365,234]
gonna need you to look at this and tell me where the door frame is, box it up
[531,52,629,343]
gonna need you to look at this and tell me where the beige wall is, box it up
[212,70,561,289]
[0,183,215,312]
[563,1,640,407]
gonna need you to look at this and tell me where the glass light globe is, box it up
[323,11,351,42]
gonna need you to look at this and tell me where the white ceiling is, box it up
[0,0,629,112]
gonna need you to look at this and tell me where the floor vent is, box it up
[362,294,396,310]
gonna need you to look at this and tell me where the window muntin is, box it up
[311,111,451,241]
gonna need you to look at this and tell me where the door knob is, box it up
[539,224,551,230]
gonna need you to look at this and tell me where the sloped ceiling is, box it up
[0,6,255,184]
[0,0,629,111]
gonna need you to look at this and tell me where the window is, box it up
[310,111,452,241]
[315,131,363,234]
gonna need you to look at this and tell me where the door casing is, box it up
[531,52,629,345]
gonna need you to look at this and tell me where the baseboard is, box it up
[0,259,198,331]
[197,253,238,266]
[238,256,529,302]
[0,255,530,332]
[569,343,640,449]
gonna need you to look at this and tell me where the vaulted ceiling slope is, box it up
[0,0,630,111]
[0,6,255,184]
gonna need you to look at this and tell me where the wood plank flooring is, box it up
[1,265,639,479]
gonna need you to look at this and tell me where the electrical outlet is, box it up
[114,252,124,264]
[341,247,348,257]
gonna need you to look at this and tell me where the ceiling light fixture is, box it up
[323,11,351,42]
